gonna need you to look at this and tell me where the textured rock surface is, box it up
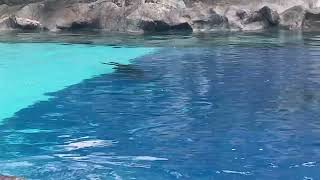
[0,0,319,32]
[304,8,320,30]
[280,6,306,30]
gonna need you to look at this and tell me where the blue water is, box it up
[1,32,320,179]
[0,43,154,121]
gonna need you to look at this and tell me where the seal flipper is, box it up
[101,62,121,66]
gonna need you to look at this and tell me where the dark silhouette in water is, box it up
[102,61,145,78]
[278,88,320,112]
[303,91,317,103]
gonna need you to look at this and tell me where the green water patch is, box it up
[0,43,155,122]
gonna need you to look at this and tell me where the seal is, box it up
[102,61,144,78]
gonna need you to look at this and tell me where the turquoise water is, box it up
[0,43,154,121]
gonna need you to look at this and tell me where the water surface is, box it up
[0,31,320,179]
[0,42,154,121]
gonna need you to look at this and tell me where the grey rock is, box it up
[236,9,247,20]
[0,15,41,30]
[126,2,190,32]
[280,5,306,30]
[259,6,280,25]
[16,17,41,30]
[15,2,44,20]
[44,1,124,31]
[0,0,42,6]
[185,3,228,32]
[303,8,320,30]
[244,6,280,27]
[0,0,319,33]
[223,6,248,30]
[224,6,243,30]
[0,16,16,30]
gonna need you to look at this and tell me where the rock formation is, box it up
[0,0,319,32]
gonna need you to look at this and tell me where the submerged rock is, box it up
[278,88,320,113]
[0,175,23,180]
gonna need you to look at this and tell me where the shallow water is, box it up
[0,43,154,121]
[0,31,320,179]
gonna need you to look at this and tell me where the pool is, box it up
[0,31,320,179]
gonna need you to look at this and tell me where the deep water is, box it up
[1,31,320,179]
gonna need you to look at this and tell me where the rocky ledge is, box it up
[0,0,320,33]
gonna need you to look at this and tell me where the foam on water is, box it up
[0,43,155,122]
[63,140,116,151]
